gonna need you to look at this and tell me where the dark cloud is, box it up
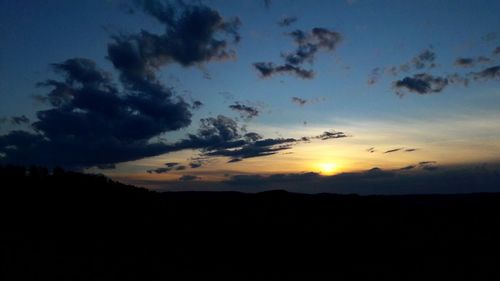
[179,174,200,181]
[399,165,416,171]
[471,65,500,80]
[404,148,418,152]
[384,148,403,154]
[374,49,437,82]
[291,97,307,106]
[494,47,500,55]
[418,161,438,171]
[411,49,436,70]
[189,161,202,168]
[454,58,475,68]
[1,58,191,168]
[454,56,492,68]
[264,0,271,9]
[393,73,448,96]
[160,115,313,163]
[277,16,298,27]
[315,130,348,140]
[253,62,314,79]
[0,3,244,169]
[253,27,342,79]
[10,115,30,125]
[125,1,241,67]
[366,147,375,153]
[192,100,203,109]
[147,162,182,174]
[229,102,260,120]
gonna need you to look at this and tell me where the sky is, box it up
[1,0,500,194]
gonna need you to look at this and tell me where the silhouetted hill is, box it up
[2,165,500,280]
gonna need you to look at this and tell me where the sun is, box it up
[318,163,338,175]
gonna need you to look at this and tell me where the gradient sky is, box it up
[1,0,500,193]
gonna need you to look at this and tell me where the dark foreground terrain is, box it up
[2,166,500,280]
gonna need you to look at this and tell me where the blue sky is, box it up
[1,0,500,192]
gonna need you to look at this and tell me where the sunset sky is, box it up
[1,0,500,193]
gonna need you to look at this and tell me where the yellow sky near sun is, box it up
[104,109,500,185]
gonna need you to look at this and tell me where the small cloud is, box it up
[454,56,492,68]
[229,102,260,120]
[316,130,348,140]
[471,65,500,80]
[291,97,307,106]
[399,165,416,171]
[393,73,448,96]
[192,101,203,110]
[384,148,404,154]
[418,161,438,171]
[277,16,298,27]
[404,148,418,152]
[366,147,376,153]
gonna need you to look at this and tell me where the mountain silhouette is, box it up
[2,165,500,280]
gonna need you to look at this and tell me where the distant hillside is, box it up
[2,165,500,280]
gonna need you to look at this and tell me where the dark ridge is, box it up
[2,165,500,280]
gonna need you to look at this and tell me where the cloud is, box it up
[229,102,260,120]
[0,2,242,169]
[179,175,200,181]
[373,49,437,82]
[192,100,203,109]
[471,65,500,80]
[494,47,500,55]
[291,97,307,106]
[367,67,383,85]
[366,147,375,153]
[383,147,417,154]
[10,115,30,125]
[418,161,438,171]
[418,161,436,165]
[410,49,436,70]
[264,0,271,9]
[277,16,298,27]
[253,27,342,79]
[384,148,403,154]
[189,161,202,168]
[454,56,492,68]
[253,62,314,79]
[393,73,448,95]
[147,162,182,174]
[315,130,348,140]
[399,165,416,171]
[1,58,191,168]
